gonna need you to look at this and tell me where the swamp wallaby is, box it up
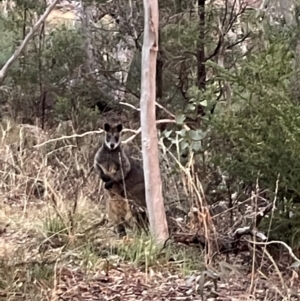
[94,121,148,236]
[103,149,149,236]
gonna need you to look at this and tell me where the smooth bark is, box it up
[140,0,169,243]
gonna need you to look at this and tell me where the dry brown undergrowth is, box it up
[0,119,299,301]
[0,119,204,300]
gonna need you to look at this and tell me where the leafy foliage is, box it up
[211,29,297,195]
[204,25,300,247]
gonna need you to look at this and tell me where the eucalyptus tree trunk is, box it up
[259,0,300,99]
[260,0,294,25]
[278,0,295,25]
[80,1,95,75]
[197,0,206,90]
[114,35,136,102]
[140,0,169,244]
[0,0,15,17]
[196,0,206,118]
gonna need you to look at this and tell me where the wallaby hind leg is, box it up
[105,191,134,238]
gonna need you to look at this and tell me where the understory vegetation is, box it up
[0,0,300,300]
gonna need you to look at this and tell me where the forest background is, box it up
[0,0,300,300]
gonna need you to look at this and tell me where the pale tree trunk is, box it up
[217,33,231,104]
[235,0,247,55]
[260,0,295,25]
[113,35,136,102]
[270,0,299,99]
[140,0,169,244]
[278,0,295,26]
[0,0,15,17]
[80,1,95,75]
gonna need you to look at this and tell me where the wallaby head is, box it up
[104,122,123,150]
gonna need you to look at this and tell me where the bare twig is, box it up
[119,102,140,111]
[33,130,104,148]
[34,119,177,148]
[0,0,60,84]
[120,100,190,131]
[232,226,267,241]
[122,119,177,143]
[120,100,176,119]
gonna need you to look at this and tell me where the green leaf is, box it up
[175,129,186,137]
[163,130,172,138]
[180,140,189,150]
[187,103,196,111]
[200,99,208,107]
[176,114,186,125]
[189,129,206,141]
[191,141,202,152]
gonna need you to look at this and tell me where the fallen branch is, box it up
[0,0,60,84]
[246,239,300,267]
[171,201,275,257]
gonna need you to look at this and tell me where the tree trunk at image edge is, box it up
[197,0,206,117]
[140,0,169,244]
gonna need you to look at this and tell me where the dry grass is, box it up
[0,119,205,300]
[0,118,299,301]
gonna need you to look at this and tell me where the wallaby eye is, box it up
[115,136,119,142]
[106,134,111,141]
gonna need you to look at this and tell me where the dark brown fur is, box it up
[104,190,134,237]
[107,157,149,236]
[111,158,146,208]
[94,122,148,236]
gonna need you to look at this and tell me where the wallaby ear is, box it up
[104,123,110,132]
[116,124,123,132]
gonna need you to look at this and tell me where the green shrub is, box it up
[207,26,300,247]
